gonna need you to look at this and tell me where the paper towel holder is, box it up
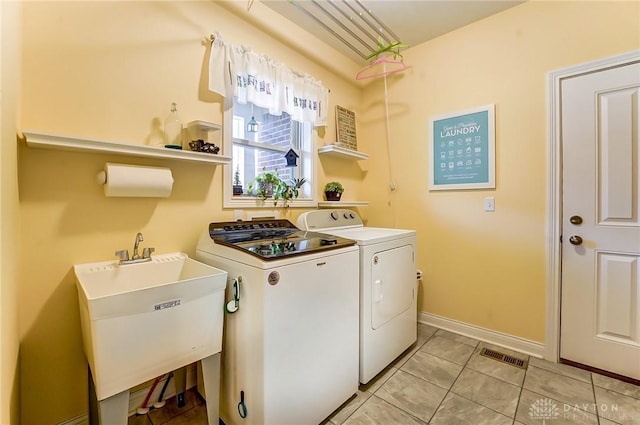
[96,163,175,198]
[96,170,108,185]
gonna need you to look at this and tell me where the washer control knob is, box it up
[330,211,339,220]
[349,213,355,219]
[343,213,350,219]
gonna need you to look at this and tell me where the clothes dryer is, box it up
[297,210,417,384]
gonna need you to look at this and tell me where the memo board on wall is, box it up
[428,104,495,191]
[335,106,358,150]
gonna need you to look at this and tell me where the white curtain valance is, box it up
[209,32,329,127]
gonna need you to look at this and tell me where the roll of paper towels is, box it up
[97,163,174,197]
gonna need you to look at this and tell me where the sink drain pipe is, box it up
[153,372,173,408]
[136,373,165,415]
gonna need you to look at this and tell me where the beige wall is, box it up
[1,0,22,424]
[358,0,640,342]
[16,0,640,423]
[19,1,361,423]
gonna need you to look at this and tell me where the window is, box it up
[223,98,316,208]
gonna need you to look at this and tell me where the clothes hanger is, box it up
[355,56,409,81]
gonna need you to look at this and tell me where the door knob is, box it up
[569,235,583,246]
[569,215,583,225]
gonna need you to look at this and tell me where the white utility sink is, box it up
[75,252,227,402]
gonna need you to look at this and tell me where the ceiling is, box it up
[261,0,524,64]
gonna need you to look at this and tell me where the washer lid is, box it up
[318,226,416,245]
[206,219,357,260]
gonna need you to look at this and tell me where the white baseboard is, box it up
[58,365,197,425]
[418,311,545,359]
[58,415,88,425]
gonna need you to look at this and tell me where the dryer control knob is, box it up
[343,213,350,219]
[349,213,355,219]
[330,211,339,220]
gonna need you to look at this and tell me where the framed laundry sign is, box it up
[428,104,495,190]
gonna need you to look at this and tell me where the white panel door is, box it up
[560,62,640,379]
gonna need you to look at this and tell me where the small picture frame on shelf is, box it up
[335,106,358,151]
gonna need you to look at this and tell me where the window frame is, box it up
[222,97,318,209]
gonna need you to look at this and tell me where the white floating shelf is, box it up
[187,120,222,146]
[22,130,231,165]
[187,120,222,132]
[317,201,369,207]
[317,145,369,160]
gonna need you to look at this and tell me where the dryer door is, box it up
[371,244,415,330]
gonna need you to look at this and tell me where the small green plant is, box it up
[254,168,281,200]
[253,168,308,207]
[324,181,344,202]
[233,165,241,186]
[275,177,307,207]
[324,181,344,194]
[233,165,243,195]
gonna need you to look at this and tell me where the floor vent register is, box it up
[479,347,528,369]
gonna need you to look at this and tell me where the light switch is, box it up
[484,197,495,212]
[233,210,244,221]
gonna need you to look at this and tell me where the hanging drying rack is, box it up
[285,0,405,61]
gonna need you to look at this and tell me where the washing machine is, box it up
[297,209,417,384]
[196,219,360,425]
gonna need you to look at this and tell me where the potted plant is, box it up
[253,168,308,207]
[233,165,243,196]
[274,177,307,207]
[255,168,281,200]
[324,181,344,201]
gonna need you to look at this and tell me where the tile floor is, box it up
[128,323,640,425]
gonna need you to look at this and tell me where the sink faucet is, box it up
[132,232,144,260]
[115,232,154,265]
